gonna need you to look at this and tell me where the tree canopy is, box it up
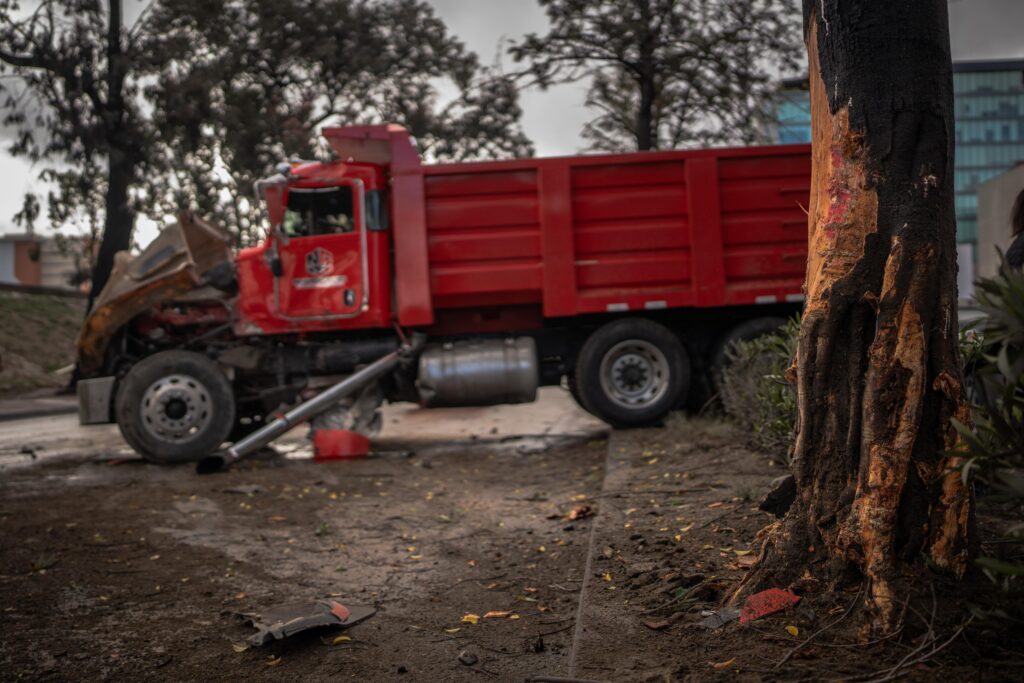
[1,0,533,265]
[140,0,533,242]
[510,0,801,151]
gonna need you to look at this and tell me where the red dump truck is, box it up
[76,124,810,463]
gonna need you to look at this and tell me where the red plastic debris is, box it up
[739,588,801,624]
[313,429,370,461]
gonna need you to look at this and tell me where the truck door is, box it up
[273,180,369,321]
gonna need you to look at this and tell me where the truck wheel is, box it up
[710,317,787,393]
[575,319,689,427]
[564,374,593,415]
[115,350,236,464]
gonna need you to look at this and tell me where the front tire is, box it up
[115,350,236,464]
[575,318,689,427]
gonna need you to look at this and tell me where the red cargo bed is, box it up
[421,146,810,320]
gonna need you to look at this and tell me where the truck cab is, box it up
[233,160,393,334]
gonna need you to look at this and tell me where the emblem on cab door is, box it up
[305,247,333,276]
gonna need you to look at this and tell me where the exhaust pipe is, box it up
[197,337,420,474]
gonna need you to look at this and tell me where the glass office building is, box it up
[769,60,1024,299]
[953,60,1024,250]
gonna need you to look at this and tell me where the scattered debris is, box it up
[224,485,263,495]
[740,588,801,624]
[242,599,375,646]
[698,606,740,630]
[709,657,736,669]
[461,614,480,624]
[458,650,478,666]
[483,611,512,619]
[759,475,796,518]
[568,504,594,521]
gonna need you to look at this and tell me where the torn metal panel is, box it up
[242,600,375,646]
[76,212,233,376]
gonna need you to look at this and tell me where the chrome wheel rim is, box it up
[140,374,212,444]
[599,340,670,409]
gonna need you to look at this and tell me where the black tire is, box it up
[710,317,787,393]
[575,318,689,427]
[115,350,236,464]
[564,373,593,415]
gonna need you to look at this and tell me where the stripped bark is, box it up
[739,0,972,633]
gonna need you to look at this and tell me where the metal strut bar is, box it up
[197,337,421,474]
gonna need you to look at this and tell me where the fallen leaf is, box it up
[231,643,249,653]
[444,628,461,634]
[269,516,287,522]
[524,587,538,593]
[331,635,352,645]
[234,592,247,600]
[483,611,512,618]
[266,655,283,666]
[467,560,476,567]
[785,625,799,637]
[707,502,723,509]
[509,614,521,620]
[461,614,480,624]
[647,457,659,465]
[736,555,757,567]
[734,549,753,556]
[537,546,546,553]
[709,658,736,669]
[602,573,612,582]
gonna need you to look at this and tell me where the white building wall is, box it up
[977,164,1024,280]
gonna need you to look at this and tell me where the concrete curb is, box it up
[0,400,78,423]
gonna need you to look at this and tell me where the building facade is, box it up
[0,233,85,291]
[769,60,1024,299]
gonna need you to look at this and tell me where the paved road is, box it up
[0,386,607,471]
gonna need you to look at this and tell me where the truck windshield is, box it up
[282,186,354,237]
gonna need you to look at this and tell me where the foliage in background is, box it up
[0,0,149,305]
[719,317,799,465]
[1,0,534,260]
[955,261,1024,587]
[141,0,533,244]
[510,0,802,151]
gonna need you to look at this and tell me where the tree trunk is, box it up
[636,75,656,151]
[89,151,135,306]
[86,0,134,309]
[742,0,972,633]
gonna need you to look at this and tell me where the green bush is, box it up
[719,317,799,464]
[955,261,1024,585]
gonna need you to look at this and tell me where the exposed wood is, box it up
[739,0,972,633]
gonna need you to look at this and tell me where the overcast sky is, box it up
[2,0,1023,242]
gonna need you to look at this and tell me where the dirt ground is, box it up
[1,417,1021,682]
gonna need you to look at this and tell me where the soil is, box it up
[0,290,84,396]
[1,418,1021,682]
